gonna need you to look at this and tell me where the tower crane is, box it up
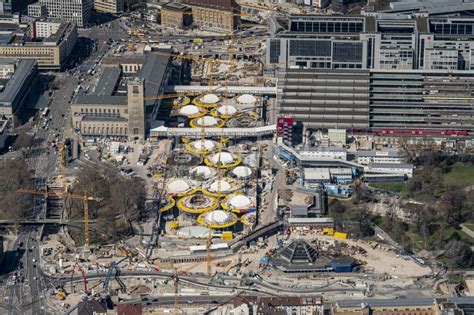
[174,268,179,315]
[206,230,213,277]
[163,268,180,314]
[21,140,100,247]
[17,189,102,246]
[142,92,199,102]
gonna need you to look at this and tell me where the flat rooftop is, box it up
[0,59,37,105]
[44,22,74,45]
[369,163,413,169]
[139,52,171,107]
[93,67,121,96]
[75,95,128,106]
[162,2,191,12]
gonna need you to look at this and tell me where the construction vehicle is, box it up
[322,227,335,236]
[334,232,348,239]
[70,261,88,295]
[169,221,179,229]
[55,288,68,300]
[221,231,233,240]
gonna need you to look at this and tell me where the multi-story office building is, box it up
[279,68,474,132]
[269,16,368,70]
[27,2,46,17]
[333,297,474,315]
[356,150,405,165]
[0,0,36,14]
[0,12,19,24]
[71,53,171,140]
[273,14,474,133]
[183,0,240,32]
[0,59,38,125]
[34,20,60,38]
[93,0,123,14]
[28,0,92,27]
[0,61,15,78]
[268,14,474,71]
[0,22,77,69]
[160,2,192,29]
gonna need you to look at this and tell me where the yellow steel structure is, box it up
[192,97,219,109]
[197,211,238,229]
[143,92,198,102]
[203,153,242,169]
[176,194,219,214]
[82,192,90,246]
[189,116,225,128]
[159,195,176,213]
[240,213,256,226]
[173,96,191,107]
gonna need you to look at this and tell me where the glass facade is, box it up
[289,40,331,57]
[290,19,364,33]
[270,39,280,64]
[430,21,474,35]
[333,42,363,63]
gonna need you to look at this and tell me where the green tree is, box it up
[0,158,33,226]
[71,164,146,244]
[329,199,347,229]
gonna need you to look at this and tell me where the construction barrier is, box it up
[334,232,348,239]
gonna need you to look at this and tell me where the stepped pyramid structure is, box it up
[271,239,357,273]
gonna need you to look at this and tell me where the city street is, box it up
[0,27,118,314]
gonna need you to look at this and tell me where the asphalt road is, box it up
[127,295,235,307]
[260,143,284,226]
[1,26,116,314]
[1,19,273,314]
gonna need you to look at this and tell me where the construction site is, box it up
[5,13,452,314]
[31,95,438,312]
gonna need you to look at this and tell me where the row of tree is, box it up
[328,166,474,269]
[0,159,33,223]
[67,164,146,245]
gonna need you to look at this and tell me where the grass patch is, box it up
[370,182,406,193]
[396,226,474,252]
[443,227,474,245]
[444,163,474,188]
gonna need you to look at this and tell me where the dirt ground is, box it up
[316,234,432,278]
